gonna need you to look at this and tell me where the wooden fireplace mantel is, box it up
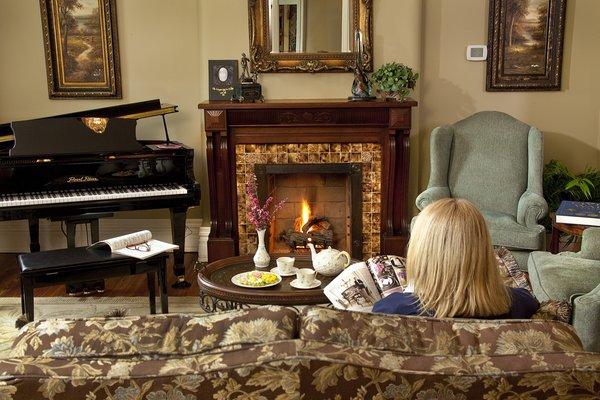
[199,98,418,262]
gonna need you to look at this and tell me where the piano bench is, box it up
[17,248,169,323]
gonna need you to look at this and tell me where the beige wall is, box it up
[1,0,598,226]
[419,0,600,192]
[305,0,343,52]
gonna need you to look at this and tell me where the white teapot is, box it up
[307,243,351,276]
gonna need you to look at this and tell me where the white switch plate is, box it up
[466,45,487,61]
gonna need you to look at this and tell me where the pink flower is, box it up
[245,174,286,230]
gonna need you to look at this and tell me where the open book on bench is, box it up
[323,255,409,312]
[89,230,178,260]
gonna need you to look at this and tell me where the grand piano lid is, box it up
[9,117,143,157]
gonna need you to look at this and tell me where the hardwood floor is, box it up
[0,253,202,297]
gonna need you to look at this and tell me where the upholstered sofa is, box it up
[0,306,599,399]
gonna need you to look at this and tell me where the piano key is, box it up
[0,184,189,209]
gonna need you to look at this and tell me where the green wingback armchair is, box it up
[415,111,548,269]
[529,227,600,352]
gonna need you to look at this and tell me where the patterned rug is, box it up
[0,296,202,358]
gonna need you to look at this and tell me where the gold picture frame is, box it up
[248,0,373,73]
[487,0,567,91]
[40,0,122,98]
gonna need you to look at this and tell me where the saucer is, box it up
[290,278,321,289]
[270,266,298,277]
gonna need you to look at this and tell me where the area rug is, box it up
[0,296,202,358]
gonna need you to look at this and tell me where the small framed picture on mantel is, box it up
[487,0,567,91]
[208,60,239,101]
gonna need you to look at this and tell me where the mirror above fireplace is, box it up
[248,0,373,72]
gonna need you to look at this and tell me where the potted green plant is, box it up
[370,62,419,101]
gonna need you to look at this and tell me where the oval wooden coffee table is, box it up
[197,254,337,312]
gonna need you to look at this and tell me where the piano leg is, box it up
[28,218,40,252]
[170,207,191,289]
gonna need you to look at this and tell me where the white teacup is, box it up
[276,257,295,274]
[296,268,316,287]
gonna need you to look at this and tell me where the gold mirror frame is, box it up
[248,0,373,73]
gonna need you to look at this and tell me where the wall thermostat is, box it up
[466,45,487,61]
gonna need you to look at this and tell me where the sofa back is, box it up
[11,305,297,358]
[2,306,600,399]
[299,307,583,355]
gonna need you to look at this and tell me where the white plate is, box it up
[290,278,322,290]
[270,266,299,277]
[231,271,282,289]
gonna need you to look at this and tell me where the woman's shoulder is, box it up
[372,292,422,315]
[508,287,540,319]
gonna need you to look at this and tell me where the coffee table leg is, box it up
[147,272,156,314]
[158,261,169,313]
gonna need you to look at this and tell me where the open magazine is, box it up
[323,255,408,312]
[88,230,178,260]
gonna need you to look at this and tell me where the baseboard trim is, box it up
[0,219,210,262]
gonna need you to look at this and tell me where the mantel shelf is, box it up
[199,98,418,110]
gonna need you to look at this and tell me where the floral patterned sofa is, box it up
[1,306,599,399]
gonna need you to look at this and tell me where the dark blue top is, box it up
[373,287,539,319]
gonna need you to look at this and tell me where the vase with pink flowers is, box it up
[245,174,286,268]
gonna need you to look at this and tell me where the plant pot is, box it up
[253,228,270,269]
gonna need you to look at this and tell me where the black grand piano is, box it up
[0,99,200,289]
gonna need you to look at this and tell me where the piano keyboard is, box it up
[0,183,188,208]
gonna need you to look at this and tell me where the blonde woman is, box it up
[373,198,539,318]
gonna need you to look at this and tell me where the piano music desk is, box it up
[18,248,169,323]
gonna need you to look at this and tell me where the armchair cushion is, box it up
[482,209,545,250]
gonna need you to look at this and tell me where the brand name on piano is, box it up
[67,176,99,183]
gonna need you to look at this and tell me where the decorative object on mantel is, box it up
[39,0,121,98]
[370,62,419,101]
[245,174,286,268]
[348,31,376,101]
[208,60,238,101]
[232,53,263,103]
[308,243,351,277]
[487,0,567,91]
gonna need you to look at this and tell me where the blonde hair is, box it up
[408,198,510,318]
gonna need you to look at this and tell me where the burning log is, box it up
[282,215,334,250]
[280,229,334,249]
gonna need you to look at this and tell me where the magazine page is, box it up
[366,255,408,298]
[89,230,152,252]
[113,239,178,260]
[323,262,381,312]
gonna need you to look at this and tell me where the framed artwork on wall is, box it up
[39,0,121,99]
[208,60,239,101]
[487,0,567,91]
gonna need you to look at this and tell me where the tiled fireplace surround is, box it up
[236,143,381,257]
[200,99,417,262]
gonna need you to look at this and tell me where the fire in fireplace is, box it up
[255,163,363,258]
[280,200,334,251]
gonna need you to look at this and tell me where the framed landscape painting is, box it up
[487,0,567,91]
[40,0,121,98]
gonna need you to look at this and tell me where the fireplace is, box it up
[200,99,417,262]
[255,163,362,257]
